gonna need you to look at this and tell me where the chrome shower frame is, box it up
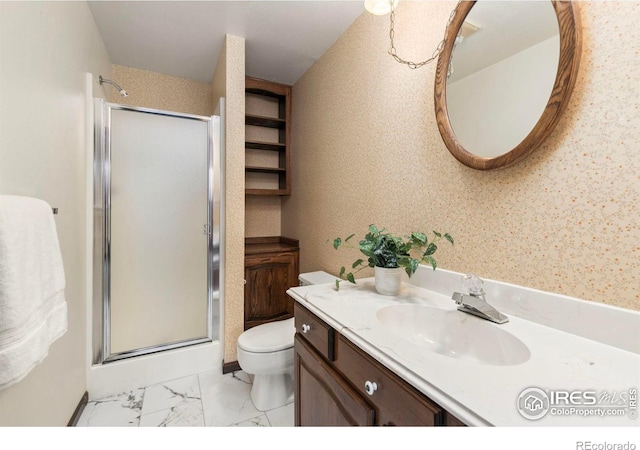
[92,99,221,364]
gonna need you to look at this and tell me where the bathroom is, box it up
[0,0,638,446]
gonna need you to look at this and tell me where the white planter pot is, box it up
[374,266,403,296]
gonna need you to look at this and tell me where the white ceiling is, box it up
[88,0,365,86]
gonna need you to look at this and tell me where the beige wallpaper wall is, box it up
[282,1,640,311]
[246,196,282,237]
[108,65,213,116]
[211,35,246,363]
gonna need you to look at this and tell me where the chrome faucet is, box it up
[452,274,509,324]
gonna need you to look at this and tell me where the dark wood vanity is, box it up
[294,303,465,426]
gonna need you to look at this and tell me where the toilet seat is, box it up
[237,317,295,353]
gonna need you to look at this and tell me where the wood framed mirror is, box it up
[434,1,582,170]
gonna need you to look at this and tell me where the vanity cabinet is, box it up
[244,237,299,330]
[294,303,465,426]
[296,336,375,426]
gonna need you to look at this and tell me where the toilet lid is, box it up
[238,317,295,353]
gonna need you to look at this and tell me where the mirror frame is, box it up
[434,1,582,170]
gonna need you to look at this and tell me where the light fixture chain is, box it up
[388,0,462,70]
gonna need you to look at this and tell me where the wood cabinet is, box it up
[294,303,467,426]
[295,336,375,426]
[244,237,299,330]
[245,77,291,196]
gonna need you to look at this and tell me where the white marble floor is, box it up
[76,370,294,427]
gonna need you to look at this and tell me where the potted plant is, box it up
[332,225,453,295]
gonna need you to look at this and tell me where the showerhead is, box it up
[99,75,128,98]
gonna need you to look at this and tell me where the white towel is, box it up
[0,195,67,390]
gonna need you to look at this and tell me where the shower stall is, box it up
[91,98,223,392]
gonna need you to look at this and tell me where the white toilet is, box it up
[237,271,335,411]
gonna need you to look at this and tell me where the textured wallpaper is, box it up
[282,1,639,311]
[109,65,213,116]
[224,35,247,364]
[211,35,246,363]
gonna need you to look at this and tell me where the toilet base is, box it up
[250,372,294,411]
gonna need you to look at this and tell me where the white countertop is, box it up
[287,277,640,426]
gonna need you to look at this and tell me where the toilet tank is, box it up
[298,271,335,286]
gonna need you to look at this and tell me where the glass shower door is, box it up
[107,106,210,357]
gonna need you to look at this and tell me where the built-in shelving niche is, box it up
[245,77,291,196]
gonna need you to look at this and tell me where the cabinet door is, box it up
[295,335,375,426]
[244,252,297,329]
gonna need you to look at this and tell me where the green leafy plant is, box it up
[331,225,453,290]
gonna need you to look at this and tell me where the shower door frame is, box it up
[93,100,220,364]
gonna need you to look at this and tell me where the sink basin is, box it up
[376,304,530,366]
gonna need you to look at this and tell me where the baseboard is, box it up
[67,391,89,426]
[222,360,241,374]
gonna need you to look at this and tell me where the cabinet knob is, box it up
[364,380,378,396]
[301,324,311,334]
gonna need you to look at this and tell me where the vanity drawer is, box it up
[295,303,335,361]
[334,334,443,426]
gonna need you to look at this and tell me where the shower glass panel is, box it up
[94,101,220,363]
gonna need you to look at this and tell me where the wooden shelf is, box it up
[245,76,291,196]
[245,140,286,152]
[245,87,286,99]
[245,188,290,196]
[245,236,299,255]
[245,114,286,129]
[245,166,286,174]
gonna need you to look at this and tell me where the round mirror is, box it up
[434,1,582,170]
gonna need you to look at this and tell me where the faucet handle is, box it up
[462,273,484,296]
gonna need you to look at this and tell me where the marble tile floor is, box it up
[76,370,294,427]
